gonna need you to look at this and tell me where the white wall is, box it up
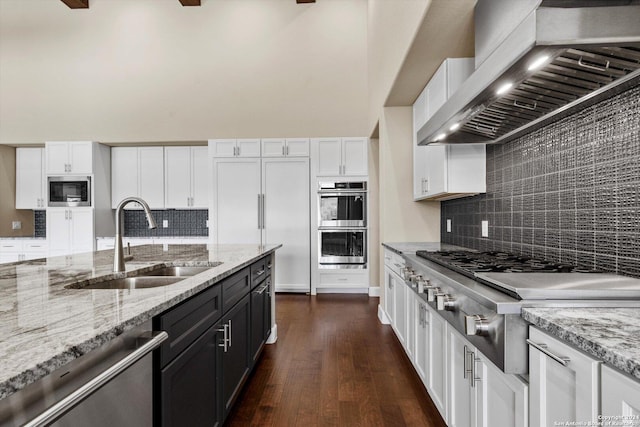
[378,106,440,286]
[0,0,368,144]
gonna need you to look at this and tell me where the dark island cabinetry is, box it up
[155,253,273,426]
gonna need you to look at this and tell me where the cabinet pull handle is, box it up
[255,269,265,277]
[282,146,285,156]
[237,146,241,156]
[69,210,72,220]
[256,284,268,295]
[24,331,168,427]
[286,145,289,156]
[218,324,228,352]
[463,345,473,379]
[526,339,571,366]
[257,194,262,229]
[65,210,68,220]
[471,356,482,388]
[228,319,232,348]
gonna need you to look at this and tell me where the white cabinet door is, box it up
[428,61,448,116]
[262,157,310,289]
[414,300,429,383]
[384,266,395,324]
[342,137,368,175]
[138,147,164,209]
[211,158,261,245]
[164,147,191,208]
[16,147,45,209]
[261,139,286,157]
[315,138,342,175]
[448,328,476,427]
[237,139,261,157]
[425,145,447,196]
[476,354,528,427]
[405,286,416,361]
[413,89,429,200]
[392,272,406,347]
[46,142,93,174]
[601,365,640,419]
[47,209,71,256]
[209,139,237,157]
[529,327,600,427]
[111,147,139,207]
[45,142,69,174]
[191,147,208,208]
[69,208,94,254]
[68,142,93,174]
[428,306,448,420]
[285,138,310,157]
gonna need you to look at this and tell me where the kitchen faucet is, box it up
[114,197,157,272]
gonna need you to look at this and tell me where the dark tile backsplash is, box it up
[34,210,46,237]
[441,85,640,278]
[31,209,208,238]
[124,210,208,237]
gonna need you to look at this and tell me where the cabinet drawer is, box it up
[157,284,222,368]
[250,257,268,289]
[384,249,405,276]
[222,267,251,312]
[319,272,367,286]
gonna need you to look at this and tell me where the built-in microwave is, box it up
[318,181,366,228]
[48,176,91,207]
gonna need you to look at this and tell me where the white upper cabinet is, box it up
[45,141,94,175]
[261,138,310,158]
[111,147,164,209]
[209,138,260,158]
[16,147,46,209]
[164,146,208,209]
[413,58,486,201]
[313,137,368,176]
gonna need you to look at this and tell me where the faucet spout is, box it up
[114,197,157,272]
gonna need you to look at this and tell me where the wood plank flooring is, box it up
[225,294,447,427]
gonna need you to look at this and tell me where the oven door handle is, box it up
[317,191,366,196]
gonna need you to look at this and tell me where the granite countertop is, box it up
[0,243,280,400]
[382,242,470,254]
[523,307,640,380]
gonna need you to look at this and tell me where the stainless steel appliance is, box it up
[417,1,640,145]
[48,176,91,207]
[0,321,167,427]
[402,250,640,374]
[318,181,366,228]
[318,229,366,267]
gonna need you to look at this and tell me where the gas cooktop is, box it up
[416,250,600,278]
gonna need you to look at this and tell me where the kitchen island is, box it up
[0,243,280,401]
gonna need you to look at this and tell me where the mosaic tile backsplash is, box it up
[34,210,46,237]
[441,85,640,278]
[124,210,208,237]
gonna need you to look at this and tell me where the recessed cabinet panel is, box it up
[45,141,93,175]
[601,365,640,419]
[285,138,310,157]
[261,139,286,157]
[164,147,191,208]
[16,147,45,209]
[111,147,139,207]
[316,138,342,175]
[191,147,208,208]
[138,147,165,209]
[342,137,368,176]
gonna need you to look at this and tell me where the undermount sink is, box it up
[145,266,216,277]
[66,263,222,290]
[80,276,185,290]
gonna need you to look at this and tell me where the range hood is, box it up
[417,2,640,145]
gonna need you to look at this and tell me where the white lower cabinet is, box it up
[448,328,477,427]
[528,326,600,426]
[391,270,406,347]
[47,208,94,256]
[601,365,640,419]
[0,240,48,264]
[427,305,448,420]
[383,266,395,324]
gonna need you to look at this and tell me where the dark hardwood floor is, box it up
[225,293,447,427]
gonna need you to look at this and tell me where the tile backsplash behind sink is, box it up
[441,85,640,278]
[33,210,209,238]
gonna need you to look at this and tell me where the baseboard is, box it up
[315,287,369,294]
[275,284,308,293]
[378,304,391,324]
[368,286,381,297]
[266,324,278,344]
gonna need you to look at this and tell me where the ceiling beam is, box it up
[179,0,201,5]
[60,0,88,8]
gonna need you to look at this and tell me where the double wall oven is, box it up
[318,181,367,268]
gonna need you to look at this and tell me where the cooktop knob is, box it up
[400,267,414,280]
[426,286,441,302]
[436,294,456,311]
[417,278,429,293]
[465,314,490,336]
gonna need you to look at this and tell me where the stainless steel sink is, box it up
[66,263,221,290]
[145,266,215,277]
[80,277,185,290]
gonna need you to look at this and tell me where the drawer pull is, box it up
[526,339,570,366]
[255,269,265,277]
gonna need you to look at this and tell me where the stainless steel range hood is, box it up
[417,3,640,145]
